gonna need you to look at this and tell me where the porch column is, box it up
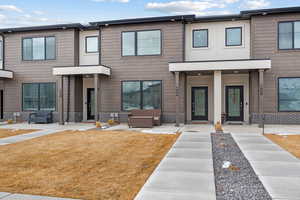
[58,75,64,125]
[94,74,99,122]
[175,71,180,127]
[259,69,264,127]
[214,70,222,125]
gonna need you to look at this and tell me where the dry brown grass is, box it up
[265,134,300,158]
[0,129,37,139]
[0,130,179,200]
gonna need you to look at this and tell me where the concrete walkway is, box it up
[231,132,300,200]
[0,192,78,200]
[0,123,95,146]
[0,129,61,146]
[135,131,216,200]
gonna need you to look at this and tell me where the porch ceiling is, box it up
[0,70,13,79]
[53,65,111,76]
[169,59,271,72]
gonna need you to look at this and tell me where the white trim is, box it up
[0,70,13,78]
[169,59,271,72]
[53,66,111,76]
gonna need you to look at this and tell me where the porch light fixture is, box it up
[198,73,202,76]
[234,70,239,74]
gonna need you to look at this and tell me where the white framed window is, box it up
[85,36,99,53]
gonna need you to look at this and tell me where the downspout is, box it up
[98,26,102,65]
[182,18,187,124]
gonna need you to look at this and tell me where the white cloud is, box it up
[33,10,45,15]
[91,0,129,3]
[145,1,226,15]
[223,0,239,3]
[0,5,23,13]
[243,0,270,9]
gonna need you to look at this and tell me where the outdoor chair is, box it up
[128,109,162,128]
[28,111,53,124]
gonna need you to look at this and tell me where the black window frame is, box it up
[278,77,300,112]
[85,36,99,53]
[121,80,162,111]
[22,36,56,61]
[192,29,209,48]
[121,29,162,57]
[22,82,56,111]
[278,21,300,50]
[225,27,242,47]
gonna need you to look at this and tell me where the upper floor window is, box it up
[22,36,56,61]
[0,40,3,61]
[193,29,208,48]
[278,21,300,50]
[122,30,161,56]
[86,36,98,53]
[226,27,242,46]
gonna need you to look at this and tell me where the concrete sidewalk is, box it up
[0,129,61,145]
[231,132,300,200]
[0,192,78,200]
[134,131,216,200]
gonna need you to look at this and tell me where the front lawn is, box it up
[0,128,37,139]
[265,134,300,158]
[0,130,178,200]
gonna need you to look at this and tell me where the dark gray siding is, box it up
[250,13,300,124]
[100,22,185,122]
[2,29,81,122]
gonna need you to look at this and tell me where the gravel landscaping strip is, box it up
[211,133,272,200]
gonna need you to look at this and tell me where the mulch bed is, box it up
[211,133,272,200]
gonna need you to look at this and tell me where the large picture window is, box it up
[22,36,56,61]
[278,78,300,111]
[193,29,208,48]
[225,27,242,46]
[278,21,300,50]
[23,83,56,111]
[122,30,161,56]
[122,80,162,111]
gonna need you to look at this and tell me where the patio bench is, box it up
[28,111,53,124]
[128,109,161,128]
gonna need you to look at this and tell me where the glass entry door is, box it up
[226,86,244,121]
[191,87,208,120]
[87,88,95,120]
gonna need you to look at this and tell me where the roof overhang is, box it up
[53,66,111,76]
[0,70,13,78]
[169,59,271,72]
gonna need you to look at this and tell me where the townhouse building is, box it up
[0,6,299,126]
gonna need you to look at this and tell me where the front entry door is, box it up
[226,86,244,121]
[192,87,208,120]
[87,88,95,120]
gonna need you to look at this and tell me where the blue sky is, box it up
[0,0,299,28]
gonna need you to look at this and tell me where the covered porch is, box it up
[169,59,271,126]
[53,65,111,125]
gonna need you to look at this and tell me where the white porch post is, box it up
[94,74,99,122]
[175,71,180,127]
[214,70,222,125]
[58,75,65,125]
